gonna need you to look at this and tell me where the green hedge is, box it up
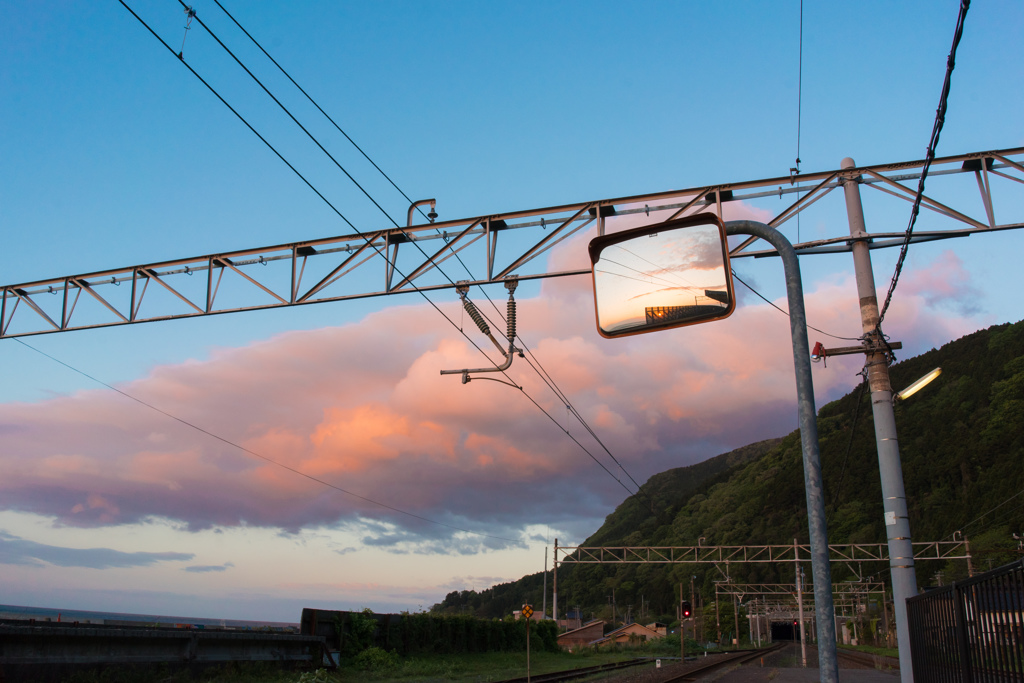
[335,610,558,656]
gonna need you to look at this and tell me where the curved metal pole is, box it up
[725,220,838,683]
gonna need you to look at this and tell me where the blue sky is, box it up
[1,1,1022,621]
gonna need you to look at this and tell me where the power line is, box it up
[968,499,1024,541]
[877,0,970,326]
[826,376,868,527]
[177,0,402,229]
[950,487,1024,541]
[210,0,429,224]
[469,294,655,509]
[730,269,861,342]
[116,1,501,377]
[115,0,359,232]
[197,3,649,507]
[120,1,653,513]
[11,337,519,544]
[204,2,647,506]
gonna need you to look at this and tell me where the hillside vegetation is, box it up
[433,321,1024,623]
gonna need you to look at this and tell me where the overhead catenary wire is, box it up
[877,0,970,327]
[115,2,499,378]
[467,295,656,510]
[115,1,651,514]
[198,1,650,509]
[197,1,653,511]
[175,0,403,230]
[210,0,431,224]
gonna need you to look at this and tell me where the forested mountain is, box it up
[433,320,1024,624]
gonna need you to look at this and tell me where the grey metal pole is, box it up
[797,562,807,666]
[724,220,839,683]
[840,158,917,683]
[552,539,558,629]
[542,546,548,619]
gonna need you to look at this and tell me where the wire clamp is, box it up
[178,6,196,60]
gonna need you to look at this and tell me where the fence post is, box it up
[952,580,973,683]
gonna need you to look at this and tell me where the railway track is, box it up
[493,656,650,683]
[835,646,900,670]
[658,644,786,683]
[797,644,899,670]
[493,645,786,683]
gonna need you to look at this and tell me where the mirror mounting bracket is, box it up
[722,219,838,681]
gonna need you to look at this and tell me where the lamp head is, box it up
[894,367,942,401]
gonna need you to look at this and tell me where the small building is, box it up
[557,608,585,632]
[645,622,667,637]
[592,621,664,648]
[556,620,605,651]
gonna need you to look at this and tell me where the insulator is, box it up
[463,298,490,336]
[506,295,516,341]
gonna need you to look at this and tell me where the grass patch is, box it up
[60,647,650,682]
[331,649,640,682]
[837,644,899,659]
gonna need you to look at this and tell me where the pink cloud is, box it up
[894,250,984,317]
[0,227,990,548]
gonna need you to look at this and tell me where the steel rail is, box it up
[492,657,650,683]
[660,644,787,683]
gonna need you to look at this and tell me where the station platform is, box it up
[714,644,900,683]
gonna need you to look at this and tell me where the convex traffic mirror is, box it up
[589,214,735,338]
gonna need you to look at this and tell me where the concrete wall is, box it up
[0,622,326,681]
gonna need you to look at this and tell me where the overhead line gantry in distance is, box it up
[554,541,971,565]
[2,146,1022,339]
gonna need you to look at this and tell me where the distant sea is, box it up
[0,604,298,631]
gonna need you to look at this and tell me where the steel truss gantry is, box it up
[3,147,1022,338]
[716,582,885,611]
[555,541,970,566]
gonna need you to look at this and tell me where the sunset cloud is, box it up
[0,236,989,552]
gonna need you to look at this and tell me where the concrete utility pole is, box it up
[841,157,918,682]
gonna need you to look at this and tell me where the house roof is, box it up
[606,622,661,637]
[557,620,605,639]
[588,621,663,646]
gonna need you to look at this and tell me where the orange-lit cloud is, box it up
[0,236,989,550]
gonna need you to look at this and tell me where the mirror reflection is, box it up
[590,217,734,337]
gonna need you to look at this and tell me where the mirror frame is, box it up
[588,212,736,338]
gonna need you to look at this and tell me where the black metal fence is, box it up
[908,559,1024,683]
